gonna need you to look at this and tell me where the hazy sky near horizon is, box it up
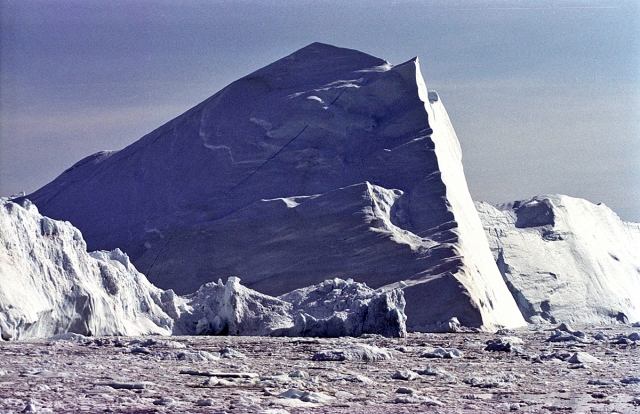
[1,0,639,221]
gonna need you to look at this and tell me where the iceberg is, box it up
[182,276,407,338]
[23,43,526,330]
[477,194,640,325]
[0,198,183,340]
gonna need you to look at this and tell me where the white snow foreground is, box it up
[0,199,406,339]
[477,195,640,325]
[26,42,526,332]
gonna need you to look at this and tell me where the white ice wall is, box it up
[478,195,640,325]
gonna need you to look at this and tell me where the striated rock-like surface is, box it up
[0,198,184,340]
[25,43,525,331]
[477,194,640,325]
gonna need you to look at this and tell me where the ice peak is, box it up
[294,41,350,53]
[244,43,387,89]
[289,42,384,63]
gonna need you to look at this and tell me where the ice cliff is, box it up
[0,198,406,339]
[0,198,182,340]
[477,195,640,325]
[24,42,526,331]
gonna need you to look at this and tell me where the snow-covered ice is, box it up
[477,194,640,325]
[24,42,525,331]
[0,198,182,340]
[278,277,407,338]
[174,276,407,337]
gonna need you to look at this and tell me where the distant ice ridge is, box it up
[0,199,405,339]
[477,195,640,325]
[25,42,526,332]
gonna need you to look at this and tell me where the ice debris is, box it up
[567,352,602,364]
[484,336,524,352]
[278,389,335,404]
[312,343,393,361]
[421,347,463,358]
[392,370,420,381]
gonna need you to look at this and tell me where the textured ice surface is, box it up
[477,194,640,325]
[25,43,525,331]
[278,277,407,337]
[182,277,294,337]
[181,276,407,337]
[311,343,393,361]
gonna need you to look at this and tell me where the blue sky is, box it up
[1,0,639,221]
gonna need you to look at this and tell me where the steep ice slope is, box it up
[0,198,183,340]
[25,43,525,330]
[477,195,640,324]
[404,75,525,331]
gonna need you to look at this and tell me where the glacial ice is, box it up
[278,277,407,338]
[180,276,406,337]
[477,194,640,325]
[0,198,182,340]
[182,276,294,337]
[25,43,526,331]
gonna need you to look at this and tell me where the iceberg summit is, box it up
[22,43,531,332]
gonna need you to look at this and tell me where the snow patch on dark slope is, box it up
[25,43,525,331]
[477,195,640,325]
